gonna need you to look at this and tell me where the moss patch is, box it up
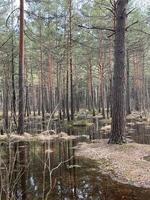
[72,120,93,127]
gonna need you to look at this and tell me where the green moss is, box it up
[72,120,93,127]
[99,118,111,125]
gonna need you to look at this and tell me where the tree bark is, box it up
[126,49,131,115]
[69,0,74,120]
[3,66,9,132]
[88,61,95,116]
[11,0,17,125]
[109,0,128,144]
[18,0,24,135]
[66,70,70,121]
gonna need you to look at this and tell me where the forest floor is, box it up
[76,139,150,188]
[0,131,78,142]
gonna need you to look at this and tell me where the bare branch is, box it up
[125,21,138,31]
[131,28,150,36]
[107,32,115,38]
[104,6,116,16]
[0,34,13,49]
[110,0,116,10]
[6,8,19,29]
[78,24,115,32]
[127,8,136,16]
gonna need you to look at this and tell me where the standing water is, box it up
[0,118,150,199]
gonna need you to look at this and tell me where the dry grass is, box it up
[0,132,33,142]
[126,112,147,122]
[72,120,93,127]
[0,131,78,142]
[45,149,53,153]
[76,139,150,188]
[58,132,77,140]
[100,125,111,132]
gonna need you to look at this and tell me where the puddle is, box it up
[143,155,150,162]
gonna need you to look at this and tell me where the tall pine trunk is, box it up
[3,66,9,132]
[109,0,128,144]
[69,0,74,120]
[126,49,131,115]
[18,0,24,135]
[11,0,16,125]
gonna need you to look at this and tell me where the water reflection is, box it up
[0,117,150,199]
[131,123,150,144]
[0,138,150,200]
[0,142,28,200]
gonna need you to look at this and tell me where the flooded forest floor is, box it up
[0,111,150,199]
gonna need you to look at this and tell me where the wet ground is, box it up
[0,117,150,199]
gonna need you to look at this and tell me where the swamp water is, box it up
[0,118,150,200]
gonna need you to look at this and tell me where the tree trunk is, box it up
[109,0,128,144]
[99,31,105,118]
[126,49,131,115]
[99,64,105,118]
[66,70,70,121]
[25,85,30,117]
[11,36,17,124]
[3,68,9,132]
[30,65,36,116]
[39,16,45,130]
[37,85,41,116]
[69,0,74,120]
[88,61,95,116]
[18,0,24,135]
[142,53,146,112]
[62,75,66,119]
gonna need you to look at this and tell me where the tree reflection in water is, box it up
[0,123,150,200]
